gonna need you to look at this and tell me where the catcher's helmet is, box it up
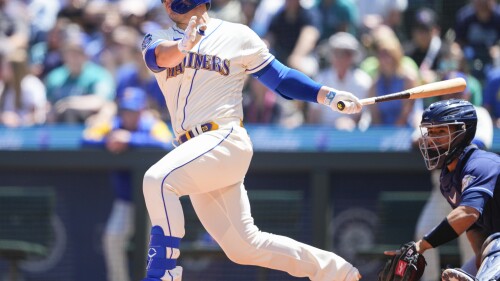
[161,0,211,14]
[418,99,477,170]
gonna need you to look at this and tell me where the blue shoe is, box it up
[141,278,161,281]
[442,268,477,281]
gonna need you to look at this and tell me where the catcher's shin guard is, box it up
[476,233,500,281]
[441,268,477,281]
[143,226,181,280]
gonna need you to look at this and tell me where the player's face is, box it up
[418,123,466,170]
[427,126,451,146]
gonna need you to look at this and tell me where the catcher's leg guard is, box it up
[476,233,500,281]
[142,226,181,281]
[441,268,477,281]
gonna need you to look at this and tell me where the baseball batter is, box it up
[140,1,363,280]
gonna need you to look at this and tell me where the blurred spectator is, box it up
[405,8,447,74]
[0,50,47,127]
[455,0,500,81]
[316,0,358,39]
[404,7,448,117]
[44,29,115,124]
[0,0,30,54]
[250,0,284,37]
[79,1,108,63]
[27,0,61,45]
[29,17,69,79]
[240,0,260,26]
[209,0,245,23]
[438,42,483,106]
[403,0,468,40]
[367,35,418,126]
[360,25,419,79]
[483,66,500,127]
[262,0,322,127]
[243,77,282,124]
[307,32,371,130]
[265,0,320,76]
[118,0,149,35]
[96,3,125,73]
[81,87,172,281]
[57,0,87,27]
[113,26,167,120]
[354,0,408,39]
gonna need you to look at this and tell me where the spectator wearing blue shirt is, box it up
[483,67,500,128]
[454,0,500,81]
[45,29,116,124]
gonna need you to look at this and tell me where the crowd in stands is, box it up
[1,0,500,130]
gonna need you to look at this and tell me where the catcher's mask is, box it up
[161,0,211,14]
[418,99,477,170]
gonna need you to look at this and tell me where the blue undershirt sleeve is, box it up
[252,59,322,103]
[144,40,167,73]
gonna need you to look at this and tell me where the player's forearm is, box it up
[155,41,187,68]
[446,206,479,235]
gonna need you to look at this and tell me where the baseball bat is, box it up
[337,77,467,111]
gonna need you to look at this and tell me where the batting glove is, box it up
[178,16,207,53]
[323,90,362,114]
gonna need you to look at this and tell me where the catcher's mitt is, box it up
[378,241,427,281]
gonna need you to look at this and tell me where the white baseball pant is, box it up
[143,118,358,281]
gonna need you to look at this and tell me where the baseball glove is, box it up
[378,241,427,281]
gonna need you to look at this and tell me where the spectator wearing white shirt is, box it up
[0,49,47,127]
[308,32,371,130]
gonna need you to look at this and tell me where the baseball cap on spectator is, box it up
[119,0,148,17]
[328,32,362,61]
[413,8,438,31]
[119,87,147,111]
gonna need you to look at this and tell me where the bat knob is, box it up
[336,101,346,111]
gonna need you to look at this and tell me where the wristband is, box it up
[323,91,336,106]
[423,218,459,248]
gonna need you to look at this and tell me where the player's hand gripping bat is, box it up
[337,77,467,111]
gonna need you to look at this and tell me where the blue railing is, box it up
[0,125,499,152]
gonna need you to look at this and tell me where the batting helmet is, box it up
[418,99,477,170]
[161,0,211,14]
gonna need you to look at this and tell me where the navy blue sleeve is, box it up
[252,59,322,103]
[459,155,500,213]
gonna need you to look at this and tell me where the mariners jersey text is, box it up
[166,52,230,79]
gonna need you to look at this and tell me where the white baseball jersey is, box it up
[141,19,274,137]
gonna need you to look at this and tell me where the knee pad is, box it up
[145,226,181,278]
[476,233,500,281]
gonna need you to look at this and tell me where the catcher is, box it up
[379,99,500,281]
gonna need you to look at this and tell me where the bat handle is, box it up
[336,98,375,111]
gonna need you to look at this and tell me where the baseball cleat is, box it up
[441,268,477,281]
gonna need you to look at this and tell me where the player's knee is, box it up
[221,231,267,265]
[224,247,251,265]
[143,168,163,193]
